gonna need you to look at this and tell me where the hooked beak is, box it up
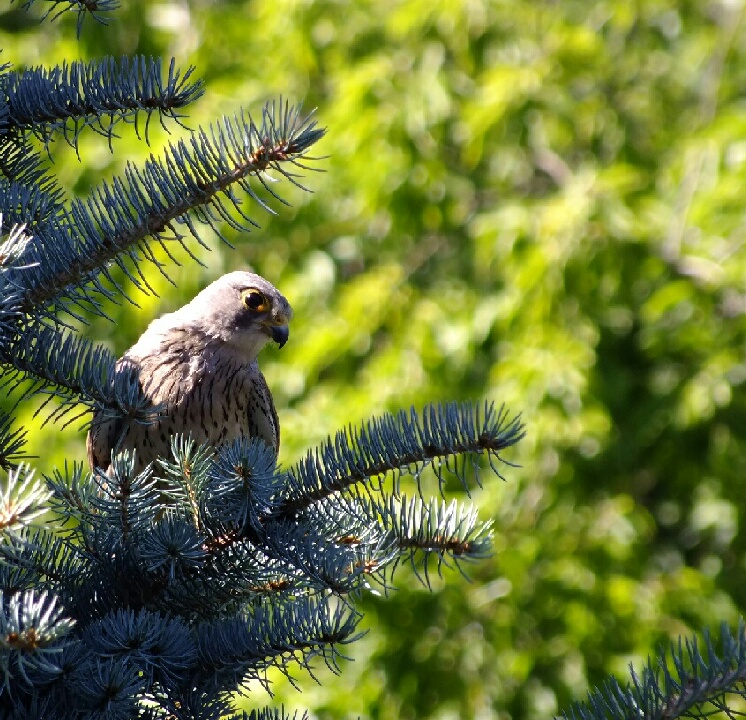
[268,324,289,349]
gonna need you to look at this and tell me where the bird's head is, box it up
[175,271,293,358]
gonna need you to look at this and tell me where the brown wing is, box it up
[245,366,280,453]
[86,356,144,472]
[87,406,124,472]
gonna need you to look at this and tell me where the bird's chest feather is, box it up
[166,354,247,416]
[116,334,278,464]
[132,343,251,437]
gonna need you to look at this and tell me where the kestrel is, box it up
[87,271,292,475]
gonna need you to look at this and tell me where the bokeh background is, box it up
[4,1,746,717]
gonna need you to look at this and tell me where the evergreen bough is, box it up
[0,3,743,720]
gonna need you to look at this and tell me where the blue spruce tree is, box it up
[0,4,523,718]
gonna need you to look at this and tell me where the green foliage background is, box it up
[4,0,746,717]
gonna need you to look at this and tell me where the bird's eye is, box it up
[242,289,268,312]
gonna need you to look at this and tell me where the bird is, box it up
[87,270,292,476]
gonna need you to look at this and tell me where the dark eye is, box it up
[242,289,268,312]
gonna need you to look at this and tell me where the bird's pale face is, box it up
[171,271,293,358]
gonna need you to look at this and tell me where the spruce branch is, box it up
[258,520,370,595]
[45,461,97,527]
[203,436,281,533]
[561,621,746,720]
[80,608,197,686]
[158,436,217,528]
[4,56,204,148]
[196,596,361,686]
[88,456,162,540]
[280,401,524,517]
[0,321,154,423]
[18,0,121,36]
[45,456,298,619]
[0,589,75,688]
[0,144,64,213]
[67,656,146,717]
[0,465,50,534]
[294,492,492,590]
[154,543,296,620]
[144,692,235,720]
[139,516,207,580]
[9,101,324,319]
[0,525,83,594]
[0,552,44,598]
[2,398,523,710]
[244,710,308,720]
[160,403,517,597]
[0,179,65,237]
[0,412,29,471]
[0,216,35,273]
[372,494,492,585]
